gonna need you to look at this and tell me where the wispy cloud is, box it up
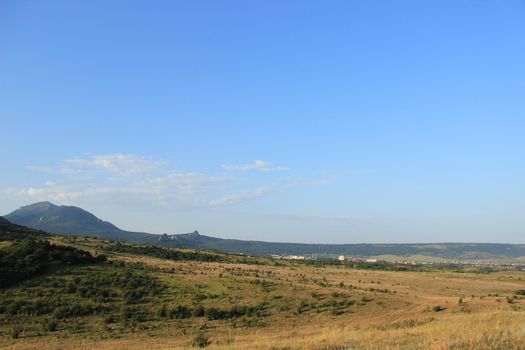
[9,154,285,208]
[208,186,274,206]
[268,213,371,225]
[221,160,288,172]
[302,170,371,186]
[65,153,164,177]
[24,165,55,173]
[8,154,364,212]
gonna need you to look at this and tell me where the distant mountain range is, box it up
[4,202,525,261]
[164,232,525,261]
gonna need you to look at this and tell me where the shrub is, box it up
[120,306,132,322]
[192,333,210,348]
[169,305,192,319]
[157,304,168,318]
[10,327,21,339]
[331,308,344,316]
[103,314,115,324]
[205,307,224,320]
[44,319,58,332]
[193,305,205,317]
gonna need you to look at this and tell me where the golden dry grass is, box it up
[2,242,525,350]
[3,311,525,350]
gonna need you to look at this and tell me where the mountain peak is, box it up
[8,201,58,218]
[4,201,158,243]
[22,201,57,210]
[5,201,118,236]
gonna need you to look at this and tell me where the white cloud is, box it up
[10,184,82,202]
[144,171,222,195]
[65,153,163,176]
[24,165,55,173]
[221,160,288,172]
[208,187,273,206]
[13,155,363,210]
[268,213,370,224]
[10,154,282,209]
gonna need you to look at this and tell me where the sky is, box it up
[1,1,524,243]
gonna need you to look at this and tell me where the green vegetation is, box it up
[1,223,525,349]
[103,242,223,262]
[0,217,48,241]
[0,239,105,287]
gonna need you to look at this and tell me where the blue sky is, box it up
[1,1,524,243]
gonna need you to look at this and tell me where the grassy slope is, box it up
[1,235,525,349]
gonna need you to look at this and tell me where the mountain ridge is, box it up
[5,202,525,260]
[5,202,158,243]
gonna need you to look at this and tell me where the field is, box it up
[1,236,525,350]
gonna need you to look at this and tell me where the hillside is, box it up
[1,225,525,349]
[0,216,49,241]
[5,202,158,243]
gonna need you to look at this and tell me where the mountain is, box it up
[5,202,525,261]
[5,202,158,243]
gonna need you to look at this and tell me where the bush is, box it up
[331,308,344,316]
[120,306,132,322]
[193,305,205,317]
[52,306,68,319]
[192,333,210,348]
[103,314,115,324]
[169,305,192,319]
[157,304,168,318]
[205,307,225,320]
[44,319,58,332]
[10,327,21,339]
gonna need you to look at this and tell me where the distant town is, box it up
[270,253,525,270]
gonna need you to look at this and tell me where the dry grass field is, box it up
[1,237,525,350]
